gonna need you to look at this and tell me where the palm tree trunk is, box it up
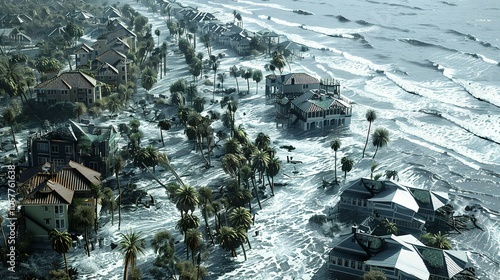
[240,244,247,261]
[191,248,195,265]
[334,152,337,183]
[111,204,114,226]
[203,209,214,244]
[251,176,262,210]
[266,175,274,196]
[372,146,379,159]
[85,225,90,257]
[124,260,130,280]
[117,172,122,230]
[10,127,18,157]
[63,253,69,276]
[160,129,164,147]
[362,122,372,158]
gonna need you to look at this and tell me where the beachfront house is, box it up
[338,178,450,234]
[0,27,31,45]
[288,89,352,130]
[17,161,101,241]
[328,225,475,280]
[27,120,119,178]
[34,71,104,106]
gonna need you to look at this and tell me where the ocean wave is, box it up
[355,20,373,26]
[440,1,457,6]
[463,52,498,64]
[366,0,424,10]
[399,38,458,53]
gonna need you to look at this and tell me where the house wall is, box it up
[24,204,69,237]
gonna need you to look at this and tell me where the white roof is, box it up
[369,185,420,212]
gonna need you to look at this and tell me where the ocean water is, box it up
[5,0,496,279]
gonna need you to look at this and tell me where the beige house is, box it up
[18,161,101,240]
[34,71,104,106]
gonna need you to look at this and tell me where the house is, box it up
[75,43,97,67]
[34,71,104,106]
[288,89,352,130]
[102,6,122,21]
[266,72,320,100]
[65,10,96,24]
[17,161,101,241]
[94,49,129,87]
[0,14,32,27]
[328,226,475,280]
[338,178,450,234]
[27,120,119,178]
[0,27,31,45]
[106,19,137,52]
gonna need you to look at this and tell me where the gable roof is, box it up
[282,73,319,85]
[35,71,98,90]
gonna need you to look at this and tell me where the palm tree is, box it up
[242,68,253,94]
[102,187,116,226]
[154,28,161,46]
[2,107,18,157]
[370,162,379,180]
[175,185,199,217]
[271,51,287,74]
[252,69,263,94]
[229,207,252,251]
[254,132,270,151]
[234,226,248,261]
[217,226,240,258]
[114,156,125,230]
[266,157,281,196]
[158,119,172,147]
[421,231,452,249]
[118,231,146,280]
[229,65,241,94]
[151,230,175,271]
[176,214,200,259]
[362,109,377,158]
[381,218,398,235]
[74,102,87,122]
[341,156,354,180]
[49,229,72,276]
[384,170,399,181]
[142,67,157,92]
[73,205,95,257]
[185,229,202,264]
[217,72,226,89]
[197,186,215,244]
[251,149,270,203]
[210,55,219,101]
[372,127,390,159]
[330,139,341,184]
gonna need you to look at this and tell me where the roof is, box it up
[34,71,97,90]
[292,90,351,113]
[281,73,319,85]
[369,184,420,212]
[19,161,100,206]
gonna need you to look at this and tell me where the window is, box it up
[53,159,66,167]
[55,219,65,230]
[89,161,98,171]
[38,157,49,165]
[36,142,49,153]
[45,219,50,225]
[44,206,49,212]
[54,205,64,214]
[65,146,73,154]
[51,145,59,153]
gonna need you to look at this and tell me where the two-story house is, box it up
[289,89,352,130]
[338,178,450,234]
[328,226,475,280]
[27,120,119,178]
[34,71,104,106]
[17,161,101,241]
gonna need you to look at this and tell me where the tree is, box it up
[242,68,253,94]
[252,69,263,94]
[217,72,226,89]
[74,102,87,122]
[185,229,202,264]
[362,109,377,158]
[119,231,146,280]
[154,28,160,46]
[197,186,215,245]
[209,55,219,101]
[49,229,72,276]
[372,127,390,159]
[73,205,95,257]
[151,230,175,274]
[341,156,354,180]
[176,214,200,259]
[2,107,19,156]
[370,162,379,180]
[330,139,341,184]
[229,207,252,255]
[102,187,116,226]
[175,185,199,217]
[381,218,398,235]
[229,65,241,94]
[362,270,387,280]
[114,156,125,230]
[271,51,287,74]
[142,67,157,92]
[421,231,452,249]
[157,119,172,147]
[384,170,399,181]
[217,226,240,258]
[266,156,281,196]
